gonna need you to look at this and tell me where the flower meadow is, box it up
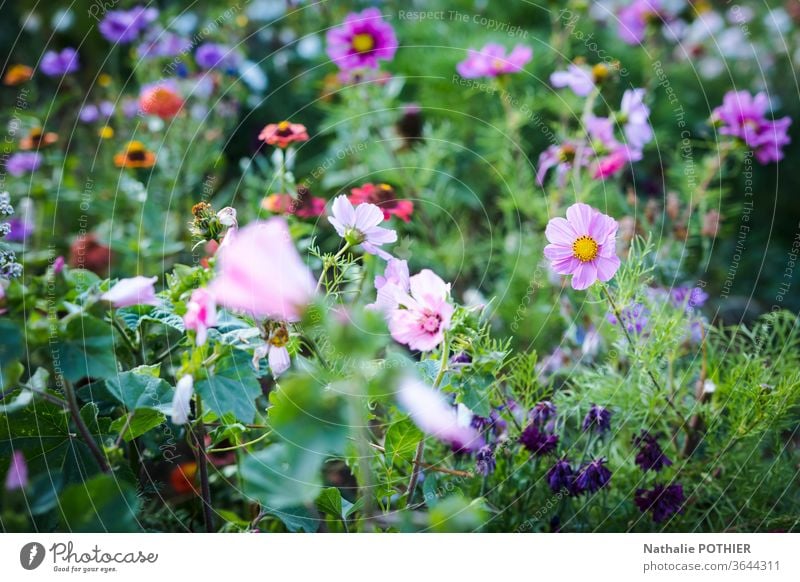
[0,0,799,535]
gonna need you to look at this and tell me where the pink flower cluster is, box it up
[456,43,532,79]
[713,91,792,164]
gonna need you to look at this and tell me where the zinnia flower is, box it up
[635,483,685,522]
[208,218,315,321]
[19,127,58,150]
[326,8,398,71]
[5,152,42,177]
[114,141,156,169]
[40,48,79,76]
[171,375,194,425]
[712,90,792,164]
[183,288,217,346]
[544,203,621,290]
[387,269,453,352]
[101,276,159,308]
[262,185,326,218]
[348,183,414,222]
[328,195,397,259]
[457,43,532,78]
[3,64,33,86]
[258,121,309,148]
[396,376,483,452]
[139,83,184,119]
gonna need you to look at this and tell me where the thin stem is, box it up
[315,242,352,293]
[208,430,271,453]
[110,313,139,362]
[63,379,110,473]
[407,336,450,503]
[191,395,214,532]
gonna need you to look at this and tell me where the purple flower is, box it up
[633,431,672,472]
[670,286,709,310]
[6,217,34,243]
[475,445,496,476]
[550,63,595,97]
[713,90,792,164]
[620,89,653,150]
[574,457,612,494]
[618,0,663,45]
[40,48,79,76]
[536,141,581,186]
[326,8,398,71]
[4,450,28,491]
[582,404,612,433]
[546,457,576,494]
[529,401,557,427]
[6,152,42,176]
[99,6,158,44]
[457,43,532,78]
[635,483,685,522]
[608,302,649,335]
[137,28,191,59]
[519,423,558,456]
[195,43,239,70]
[79,104,99,123]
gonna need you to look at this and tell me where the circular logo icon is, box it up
[20,542,46,570]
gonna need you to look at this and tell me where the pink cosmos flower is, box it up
[713,90,792,164]
[326,8,398,71]
[396,376,483,452]
[457,43,532,78]
[5,450,28,491]
[101,276,159,307]
[550,63,595,97]
[536,142,582,186]
[368,258,410,312]
[388,269,454,352]
[618,0,662,45]
[328,196,397,260]
[170,375,194,425]
[544,203,621,290]
[208,218,315,321]
[620,89,653,150]
[183,288,217,346]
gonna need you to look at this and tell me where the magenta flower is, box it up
[618,0,662,45]
[170,375,194,425]
[620,89,653,150]
[544,203,621,290]
[396,377,483,452]
[101,276,159,307]
[368,258,410,312]
[536,142,581,186]
[183,288,217,346]
[713,90,792,164]
[208,218,315,322]
[388,269,454,351]
[457,43,532,78]
[326,8,398,71]
[550,63,595,97]
[328,196,397,260]
[4,450,28,491]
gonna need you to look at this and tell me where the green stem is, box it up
[64,379,110,473]
[110,313,140,363]
[191,395,214,532]
[315,242,352,293]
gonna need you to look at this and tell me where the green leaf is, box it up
[261,506,320,532]
[110,409,166,442]
[195,349,261,423]
[58,474,142,532]
[457,375,493,418]
[384,416,423,468]
[106,370,173,413]
[241,443,324,510]
[55,316,118,382]
[0,319,23,367]
[315,487,354,520]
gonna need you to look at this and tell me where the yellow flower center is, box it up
[572,235,599,263]
[269,327,289,348]
[592,63,609,83]
[352,33,375,53]
[492,58,506,71]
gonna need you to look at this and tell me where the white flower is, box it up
[171,375,194,425]
[328,195,396,260]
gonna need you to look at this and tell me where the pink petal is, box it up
[594,254,620,282]
[545,216,577,245]
[566,203,595,235]
[571,261,598,290]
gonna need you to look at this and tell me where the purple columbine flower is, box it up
[712,90,792,164]
[635,483,685,522]
[633,431,672,472]
[99,6,158,44]
[475,445,496,476]
[574,457,612,494]
[457,43,532,79]
[6,152,42,177]
[519,423,558,456]
[670,286,709,310]
[607,302,649,335]
[582,404,612,434]
[326,8,398,71]
[40,48,79,76]
[529,401,557,427]
[546,457,576,494]
[5,450,28,491]
[195,42,239,70]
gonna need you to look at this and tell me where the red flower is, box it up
[262,186,325,218]
[348,183,413,222]
[258,121,309,148]
[139,84,184,119]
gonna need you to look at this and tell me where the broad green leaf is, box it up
[241,443,324,510]
[106,370,173,413]
[55,315,118,382]
[0,319,23,366]
[262,506,320,532]
[195,349,261,423]
[59,474,142,532]
[110,409,166,441]
[384,416,423,468]
[457,375,493,418]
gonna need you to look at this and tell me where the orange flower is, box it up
[2,64,33,86]
[258,121,309,148]
[114,141,156,168]
[19,127,58,150]
[139,84,183,119]
[169,461,198,495]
